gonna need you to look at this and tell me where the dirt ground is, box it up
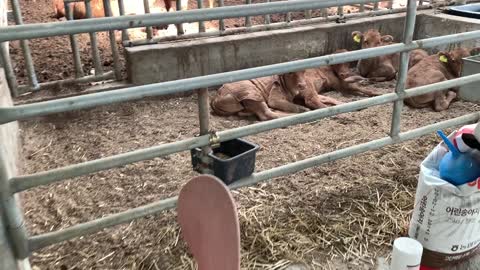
[19,79,480,270]
[7,0,480,269]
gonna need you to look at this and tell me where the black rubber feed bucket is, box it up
[447,3,480,19]
[190,138,259,185]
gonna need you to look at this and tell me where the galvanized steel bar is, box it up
[16,71,114,95]
[390,0,417,137]
[198,88,212,172]
[264,0,270,24]
[127,6,429,46]
[29,196,178,251]
[304,9,312,19]
[218,0,225,31]
[0,154,29,259]
[85,0,103,76]
[176,0,185,35]
[197,0,206,33]
[103,0,122,80]
[0,0,385,42]
[27,112,480,251]
[117,0,129,41]
[143,0,154,39]
[10,72,480,193]
[360,3,365,11]
[286,11,292,23]
[2,30,480,124]
[245,0,252,27]
[65,2,85,78]
[0,42,19,97]
[10,0,39,90]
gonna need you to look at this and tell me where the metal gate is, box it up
[1,0,480,267]
[1,0,441,96]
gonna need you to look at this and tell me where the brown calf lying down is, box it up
[351,29,429,82]
[210,71,342,121]
[305,49,381,97]
[404,47,479,111]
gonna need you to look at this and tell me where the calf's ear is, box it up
[380,35,394,43]
[438,51,453,64]
[351,31,363,43]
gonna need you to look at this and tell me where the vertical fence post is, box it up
[264,0,270,24]
[143,0,153,40]
[176,0,186,35]
[64,1,84,78]
[103,0,122,80]
[10,0,39,90]
[0,43,18,97]
[117,0,129,41]
[374,1,379,10]
[0,0,18,97]
[304,9,312,19]
[245,0,252,27]
[85,0,103,76]
[197,88,212,173]
[197,0,206,33]
[390,0,417,137]
[218,0,225,31]
[0,70,29,265]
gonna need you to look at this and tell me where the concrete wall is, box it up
[0,0,26,268]
[125,12,408,85]
[415,13,480,53]
[125,10,480,86]
[0,69,23,270]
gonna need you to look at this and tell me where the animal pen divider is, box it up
[1,0,436,96]
[1,0,480,266]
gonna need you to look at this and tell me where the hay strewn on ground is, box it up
[20,85,478,269]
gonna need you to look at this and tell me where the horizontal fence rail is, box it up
[0,0,386,42]
[27,112,480,251]
[1,30,480,125]
[0,0,466,96]
[1,0,480,264]
[9,72,480,193]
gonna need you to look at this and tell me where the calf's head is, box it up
[351,29,394,49]
[438,47,480,77]
[281,70,308,96]
[330,49,365,83]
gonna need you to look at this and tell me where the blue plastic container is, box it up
[437,130,480,186]
[447,3,480,19]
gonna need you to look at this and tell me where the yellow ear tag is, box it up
[353,35,361,43]
[439,55,448,63]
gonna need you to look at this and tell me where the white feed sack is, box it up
[409,132,480,268]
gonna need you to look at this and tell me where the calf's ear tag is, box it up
[439,55,448,63]
[353,35,361,43]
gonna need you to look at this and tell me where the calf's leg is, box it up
[268,87,310,113]
[210,93,245,116]
[346,84,382,97]
[243,100,293,121]
[434,91,456,112]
